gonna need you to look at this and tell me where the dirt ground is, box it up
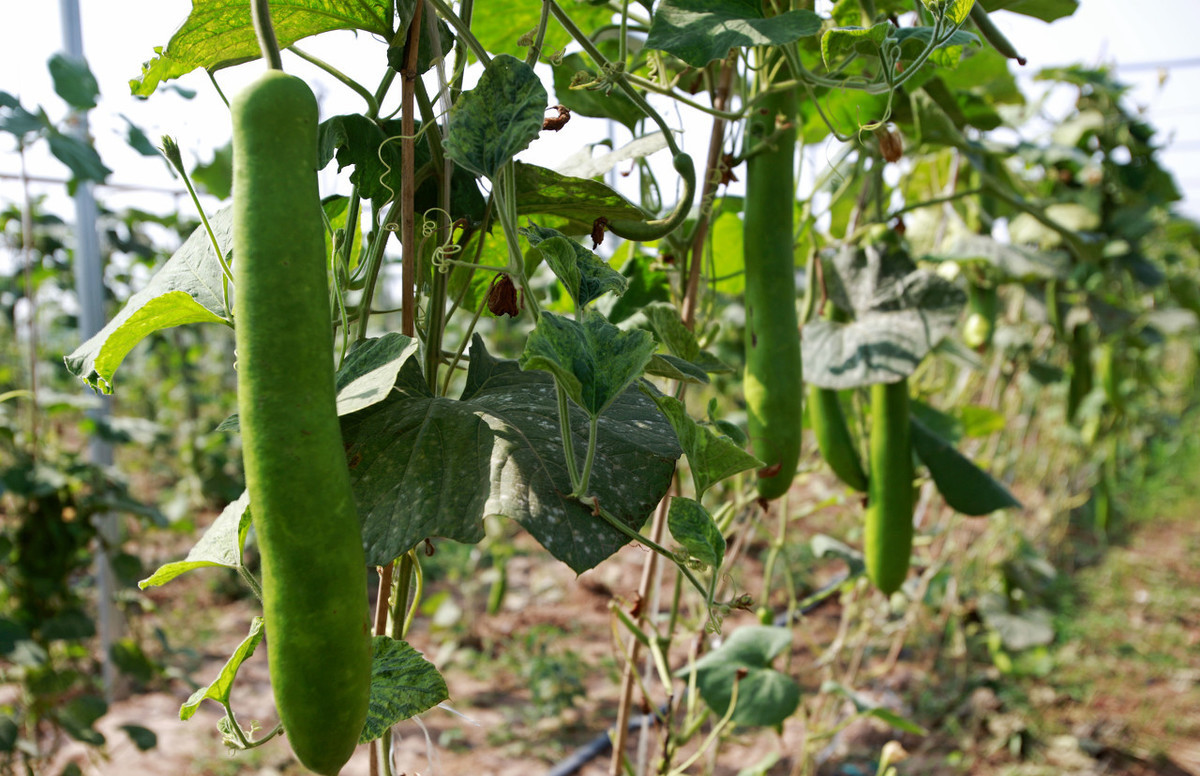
[45,469,1200,776]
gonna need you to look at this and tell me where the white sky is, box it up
[2,1,1199,230]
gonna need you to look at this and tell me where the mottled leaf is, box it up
[522,223,628,308]
[520,311,656,418]
[644,391,761,497]
[359,637,447,743]
[513,161,646,229]
[668,497,725,569]
[445,55,547,180]
[645,0,822,67]
[803,244,966,389]
[342,338,679,573]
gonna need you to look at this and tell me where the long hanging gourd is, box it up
[743,65,803,501]
[864,379,914,595]
[232,69,372,774]
[809,384,868,492]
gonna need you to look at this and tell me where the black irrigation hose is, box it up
[545,574,850,776]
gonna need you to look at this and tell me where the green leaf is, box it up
[645,0,822,67]
[643,391,761,497]
[821,23,893,69]
[921,0,976,25]
[48,54,99,110]
[910,415,1021,515]
[65,207,232,393]
[335,333,419,417]
[520,311,656,418]
[179,617,264,720]
[469,0,614,60]
[552,53,644,131]
[216,333,419,433]
[640,303,700,362]
[342,339,679,574]
[359,637,448,743]
[709,207,745,295]
[56,695,107,745]
[522,222,628,308]
[47,131,112,189]
[811,534,865,575]
[668,497,725,569]
[445,55,547,180]
[819,681,927,735]
[644,354,710,385]
[120,115,160,157]
[130,0,394,96]
[190,142,232,200]
[513,162,647,231]
[977,594,1055,649]
[802,244,966,389]
[119,724,157,752]
[139,491,251,588]
[0,92,49,138]
[603,252,671,325]
[680,626,800,727]
[319,115,486,218]
[979,0,1078,22]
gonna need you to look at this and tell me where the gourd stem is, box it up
[250,0,284,71]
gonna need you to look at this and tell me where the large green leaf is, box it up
[130,0,395,96]
[645,0,822,67]
[65,208,232,393]
[680,626,800,727]
[802,243,966,389]
[341,338,679,573]
[358,637,447,743]
[444,55,546,180]
[179,617,264,720]
[520,311,656,419]
[910,415,1021,516]
[513,162,647,230]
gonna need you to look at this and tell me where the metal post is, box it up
[59,0,118,702]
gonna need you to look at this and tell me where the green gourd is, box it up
[864,379,914,595]
[808,385,868,492]
[232,70,372,776]
[743,84,803,500]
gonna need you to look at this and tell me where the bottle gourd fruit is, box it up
[864,379,914,595]
[743,84,803,500]
[232,70,372,775]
